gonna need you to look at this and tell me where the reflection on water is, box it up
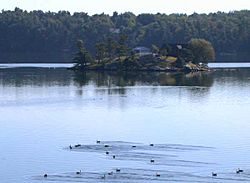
[73,71,214,88]
[0,68,214,88]
[2,68,250,91]
[0,68,72,87]
[1,68,250,183]
[1,68,250,109]
[0,69,215,102]
[72,71,214,98]
[2,68,250,108]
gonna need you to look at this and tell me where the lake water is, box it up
[1,62,250,69]
[1,65,250,182]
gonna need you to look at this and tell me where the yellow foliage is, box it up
[166,56,177,62]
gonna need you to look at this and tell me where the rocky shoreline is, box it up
[69,55,210,73]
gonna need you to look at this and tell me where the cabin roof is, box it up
[133,46,151,52]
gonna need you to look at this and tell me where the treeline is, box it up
[0,8,250,62]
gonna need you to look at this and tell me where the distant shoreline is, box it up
[1,63,250,69]
[1,60,250,64]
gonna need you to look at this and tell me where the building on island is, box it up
[132,47,152,56]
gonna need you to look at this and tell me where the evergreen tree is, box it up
[117,34,128,59]
[95,42,107,63]
[74,40,93,68]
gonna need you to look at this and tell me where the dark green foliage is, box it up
[0,9,250,62]
[74,40,93,67]
[106,36,118,59]
[122,57,140,70]
[117,34,129,58]
[175,57,186,68]
[95,42,107,63]
[181,48,194,62]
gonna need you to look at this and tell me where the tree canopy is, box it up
[0,8,249,62]
[74,40,93,67]
[188,39,215,63]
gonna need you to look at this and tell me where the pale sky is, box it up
[1,0,250,15]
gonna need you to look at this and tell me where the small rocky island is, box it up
[70,36,215,73]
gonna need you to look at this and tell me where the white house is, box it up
[132,46,152,56]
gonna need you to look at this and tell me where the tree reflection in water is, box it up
[73,71,214,96]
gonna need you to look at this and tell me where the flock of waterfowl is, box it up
[39,140,248,182]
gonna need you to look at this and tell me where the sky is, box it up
[1,0,250,15]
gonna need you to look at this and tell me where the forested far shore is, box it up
[0,8,250,63]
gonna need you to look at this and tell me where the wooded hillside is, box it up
[0,8,249,62]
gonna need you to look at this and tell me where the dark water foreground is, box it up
[1,67,250,182]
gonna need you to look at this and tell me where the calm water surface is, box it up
[0,67,250,182]
[0,62,250,69]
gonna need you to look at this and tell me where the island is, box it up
[70,36,215,73]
